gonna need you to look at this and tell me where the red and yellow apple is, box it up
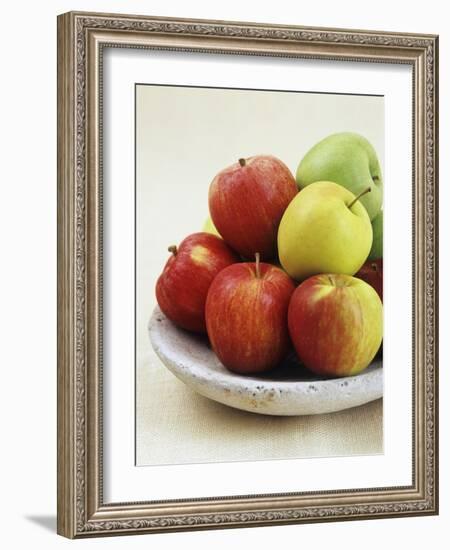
[155,232,238,333]
[288,273,382,377]
[205,254,296,374]
[208,155,297,260]
[355,258,383,301]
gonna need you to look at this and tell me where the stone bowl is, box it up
[148,306,383,416]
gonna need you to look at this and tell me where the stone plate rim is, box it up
[148,306,383,416]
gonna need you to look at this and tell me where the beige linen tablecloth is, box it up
[136,349,382,466]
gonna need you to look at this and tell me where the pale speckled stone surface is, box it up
[149,307,383,417]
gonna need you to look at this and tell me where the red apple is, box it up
[355,259,383,301]
[205,254,296,374]
[208,155,297,260]
[288,274,383,377]
[155,232,238,333]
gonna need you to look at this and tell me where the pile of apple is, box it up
[156,132,383,379]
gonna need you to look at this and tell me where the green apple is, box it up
[368,210,383,260]
[296,132,383,220]
[202,216,221,238]
[278,181,373,281]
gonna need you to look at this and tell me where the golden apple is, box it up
[278,181,373,281]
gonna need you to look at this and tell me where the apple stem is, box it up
[255,252,261,278]
[168,245,178,256]
[348,186,371,209]
[238,158,246,167]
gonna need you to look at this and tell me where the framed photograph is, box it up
[57,11,439,538]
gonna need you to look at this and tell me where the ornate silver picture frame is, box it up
[57,11,438,538]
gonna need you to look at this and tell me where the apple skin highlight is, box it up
[205,261,296,374]
[208,155,297,260]
[288,274,382,377]
[155,232,239,333]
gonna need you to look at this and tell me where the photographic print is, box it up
[137,84,384,466]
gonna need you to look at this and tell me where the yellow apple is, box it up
[278,181,373,281]
[202,216,221,238]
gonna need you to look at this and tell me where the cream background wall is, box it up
[0,0,447,548]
